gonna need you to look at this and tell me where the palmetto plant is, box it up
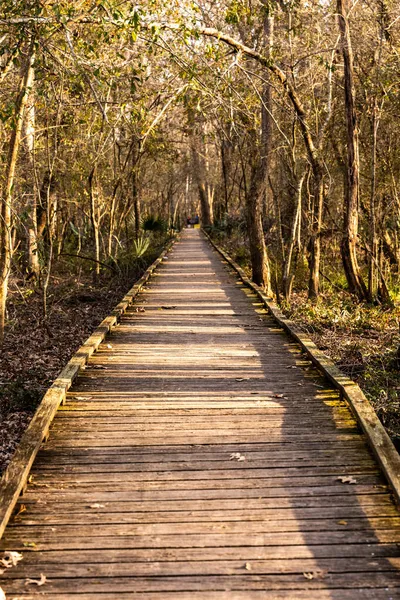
[132,235,150,259]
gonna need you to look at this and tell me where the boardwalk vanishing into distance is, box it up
[1,229,400,598]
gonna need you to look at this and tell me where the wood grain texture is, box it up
[1,229,400,598]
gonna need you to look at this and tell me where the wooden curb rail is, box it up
[203,230,400,506]
[0,236,177,540]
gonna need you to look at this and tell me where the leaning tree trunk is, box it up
[0,44,35,345]
[337,0,368,301]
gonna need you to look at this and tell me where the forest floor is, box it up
[0,244,168,475]
[212,231,400,449]
[0,274,129,474]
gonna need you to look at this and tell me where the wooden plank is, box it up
[13,493,394,512]
[4,530,400,550]
[10,484,391,503]
[3,591,399,600]
[12,504,399,524]
[2,557,400,579]
[29,465,379,482]
[6,517,400,539]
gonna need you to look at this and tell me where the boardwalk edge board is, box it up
[203,230,400,506]
[0,236,177,540]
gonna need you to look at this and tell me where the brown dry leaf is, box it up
[1,551,23,568]
[0,586,6,600]
[245,562,252,570]
[338,520,348,526]
[13,504,27,520]
[337,476,357,484]
[25,573,47,586]
[303,570,327,580]
[22,542,37,549]
[88,503,105,509]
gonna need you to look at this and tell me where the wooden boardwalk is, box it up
[1,229,400,599]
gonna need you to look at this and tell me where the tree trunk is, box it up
[191,143,213,227]
[368,98,379,301]
[132,165,141,239]
[88,166,100,280]
[337,0,368,301]
[24,62,40,278]
[246,161,272,292]
[0,44,35,345]
[308,168,324,300]
[283,172,305,300]
[243,8,273,295]
[221,138,231,214]
[131,143,141,240]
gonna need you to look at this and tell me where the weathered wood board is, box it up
[1,229,400,598]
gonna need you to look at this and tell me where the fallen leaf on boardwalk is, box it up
[273,394,286,399]
[88,503,105,509]
[235,378,245,382]
[1,551,23,568]
[23,542,37,549]
[337,476,357,484]
[230,453,246,461]
[245,562,252,570]
[13,504,26,520]
[25,573,47,586]
[0,586,5,600]
[303,570,326,580]
[338,520,348,526]
[75,396,93,401]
